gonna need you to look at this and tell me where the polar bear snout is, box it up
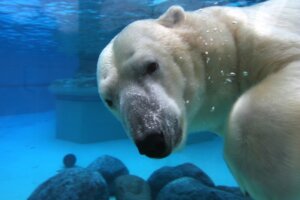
[135,131,171,158]
[119,85,183,158]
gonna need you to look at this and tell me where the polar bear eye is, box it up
[146,62,159,75]
[105,99,113,108]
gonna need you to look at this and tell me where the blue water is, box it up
[0,0,266,199]
[0,0,266,115]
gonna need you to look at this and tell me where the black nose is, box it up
[135,132,170,158]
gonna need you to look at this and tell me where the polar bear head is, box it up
[97,6,233,158]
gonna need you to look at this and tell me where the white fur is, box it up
[97,0,300,199]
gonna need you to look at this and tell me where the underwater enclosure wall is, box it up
[0,0,264,116]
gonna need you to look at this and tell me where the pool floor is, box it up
[0,112,236,200]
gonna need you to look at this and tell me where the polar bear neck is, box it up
[215,5,300,92]
[171,8,241,135]
[177,5,300,135]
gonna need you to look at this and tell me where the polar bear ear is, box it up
[158,6,185,27]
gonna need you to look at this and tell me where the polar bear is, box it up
[97,0,300,199]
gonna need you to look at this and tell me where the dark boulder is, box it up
[216,185,244,196]
[157,177,247,200]
[148,163,214,199]
[114,175,151,200]
[63,153,77,168]
[28,168,108,200]
[87,155,129,195]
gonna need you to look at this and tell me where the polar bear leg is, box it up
[224,62,300,200]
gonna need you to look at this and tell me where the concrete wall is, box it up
[0,42,78,116]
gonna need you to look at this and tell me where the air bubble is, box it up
[228,72,236,76]
[225,78,232,83]
[243,71,249,77]
[206,57,210,64]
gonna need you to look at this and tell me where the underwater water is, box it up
[0,0,267,199]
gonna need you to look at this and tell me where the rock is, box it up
[176,163,214,186]
[28,168,109,200]
[114,175,151,200]
[216,186,253,199]
[157,177,246,200]
[216,185,244,196]
[87,155,129,195]
[63,153,77,168]
[148,163,214,199]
